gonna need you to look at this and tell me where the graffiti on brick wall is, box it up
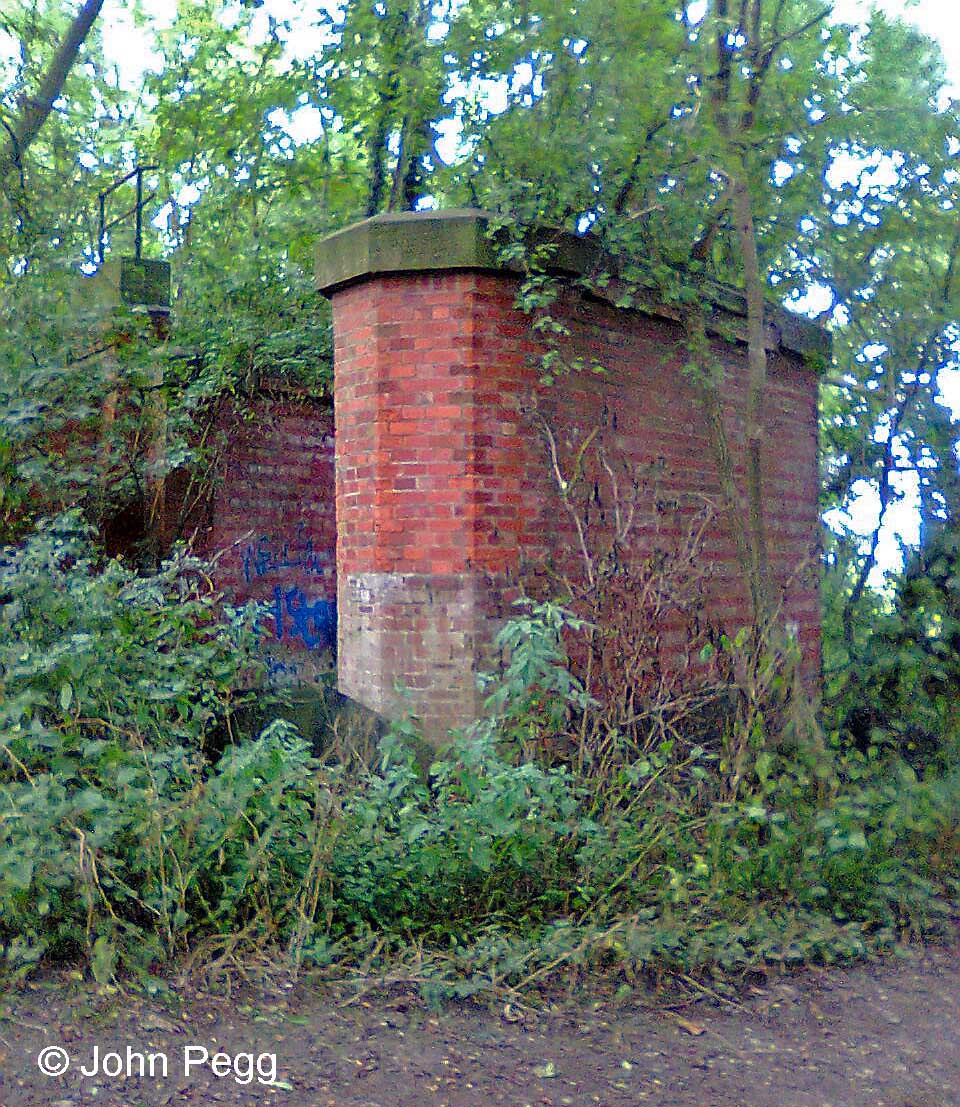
[242,523,330,584]
[271,585,337,651]
[264,654,305,686]
[236,522,337,654]
[262,651,335,688]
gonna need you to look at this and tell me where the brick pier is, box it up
[315,209,827,744]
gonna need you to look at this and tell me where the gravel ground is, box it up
[1,942,958,1107]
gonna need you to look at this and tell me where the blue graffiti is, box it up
[264,655,304,686]
[272,586,337,650]
[243,525,330,583]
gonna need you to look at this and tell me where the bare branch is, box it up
[748,4,831,116]
[841,341,937,643]
[612,120,670,216]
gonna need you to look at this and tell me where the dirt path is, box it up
[1,943,958,1107]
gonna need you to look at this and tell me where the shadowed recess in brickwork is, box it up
[197,394,338,689]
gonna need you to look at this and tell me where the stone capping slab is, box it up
[314,208,830,364]
[119,257,171,311]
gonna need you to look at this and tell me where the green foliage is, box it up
[707,749,958,944]
[312,606,959,994]
[0,570,956,989]
[480,598,595,738]
[0,512,258,747]
[328,725,580,936]
[825,523,960,770]
[0,514,326,975]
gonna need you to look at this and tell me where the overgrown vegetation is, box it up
[0,516,319,976]
[0,0,959,999]
[0,517,956,998]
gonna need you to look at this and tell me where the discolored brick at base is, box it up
[316,209,828,745]
[339,572,501,728]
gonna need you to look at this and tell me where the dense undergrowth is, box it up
[0,517,958,998]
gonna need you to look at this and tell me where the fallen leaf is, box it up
[140,1013,182,1033]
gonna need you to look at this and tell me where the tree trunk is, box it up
[1,0,106,179]
[732,175,771,626]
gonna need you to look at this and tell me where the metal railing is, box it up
[96,163,158,265]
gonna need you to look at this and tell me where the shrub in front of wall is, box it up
[0,516,327,977]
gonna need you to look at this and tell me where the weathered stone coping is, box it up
[313,208,830,364]
[84,256,171,314]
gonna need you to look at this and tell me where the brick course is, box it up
[327,240,821,744]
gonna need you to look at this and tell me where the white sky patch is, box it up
[99,0,173,87]
[825,470,922,585]
[940,366,960,404]
[436,71,510,162]
[269,105,325,145]
[175,181,204,206]
[433,117,465,165]
[833,0,960,94]
[938,366,960,414]
[0,28,17,71]
[787,282,834,316]
[475,76,509,116]
[246,0,343,61]
[826,149,902,192]
[511,61,534,91]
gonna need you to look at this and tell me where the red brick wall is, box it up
[492,283,821,676]
[198,393,337,686]
[332,271,820,740]
[334,275,499,725]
